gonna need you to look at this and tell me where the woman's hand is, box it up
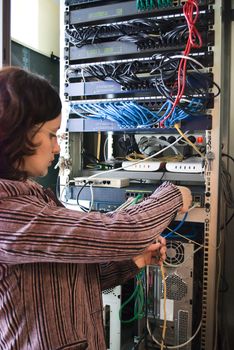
[133,236,167,269]
[176,186,193,213]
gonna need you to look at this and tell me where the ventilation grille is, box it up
[178,310,189,349]
[166,241,185,265]
[102,288,115,295]
[165,274,188,300]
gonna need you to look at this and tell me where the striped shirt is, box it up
[0,179,182,349]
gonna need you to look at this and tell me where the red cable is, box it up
[159,0,203,127]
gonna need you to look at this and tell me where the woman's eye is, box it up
[49,133,57,139]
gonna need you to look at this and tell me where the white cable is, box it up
[77,133,188,212]
[187,202,200,211]
[147,317,202,349]
[88,184,94,212]
[150,54,206,76]
[103,137,108,162]
[166,225,204,248]
[114,197,137,212]
[146,243,203,349]
[86,132,189,180]
[71,134,187,210]
[163,245,203,268]
[57,180,81,206]
[138,136,182,156]
[81,67,86,83]
[170,54,206,69]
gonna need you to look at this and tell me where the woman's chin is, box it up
[40,169,49,177]
[31,168,48,178]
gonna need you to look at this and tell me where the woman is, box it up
[0,67,191,350]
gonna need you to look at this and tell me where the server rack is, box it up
[59,1,222,349]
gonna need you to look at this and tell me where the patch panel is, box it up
[66,13,213,48]
[65,73,214,99]
[65,52,214,82]
[67,1,214,26]
[67,116,212,133]
[68,32,214,64]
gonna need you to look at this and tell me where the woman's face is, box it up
[21,114,61,177]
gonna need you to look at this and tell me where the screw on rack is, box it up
[206,151,215,171]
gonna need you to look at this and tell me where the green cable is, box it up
[151,0,157,10]
[136,0,141,11]
[138,0,146,11]
[157,0,162,7]
[148,0,157,10]
[137,0,157,11]
[136,0,140,10]
[133,280,144,318]
[119,284,139,323]
[131,193,144,205]
[166,0,173,6]
[119,269,145,323]
[118,193,145,323]
[158,0,173,7]
[137,0,173,10]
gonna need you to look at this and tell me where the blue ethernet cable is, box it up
[163,212,188,239]
[70,100,199,128]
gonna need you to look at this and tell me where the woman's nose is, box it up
[53,139,60,154]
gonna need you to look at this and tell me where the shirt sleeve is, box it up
[0,182,182,264]
[100,260,140,291]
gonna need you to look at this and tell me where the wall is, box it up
[11,0,59,57]
[11,0,60,194]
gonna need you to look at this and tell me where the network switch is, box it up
[67,184,205,209]
[73,176,129,188]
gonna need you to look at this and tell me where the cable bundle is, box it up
[151,54,219,110]
[66,18,204,50]
[159,0,203,127]
[119,269,145,323]
[66,18,166,48]
[78,61,142,86]
[69,54,219,103]
[71,101,160,128]
[70,100,204,128]
[162,99,204,127]
[150,55,214,105]
[137,135,182,158]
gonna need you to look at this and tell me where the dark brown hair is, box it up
[0,66,62,180]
